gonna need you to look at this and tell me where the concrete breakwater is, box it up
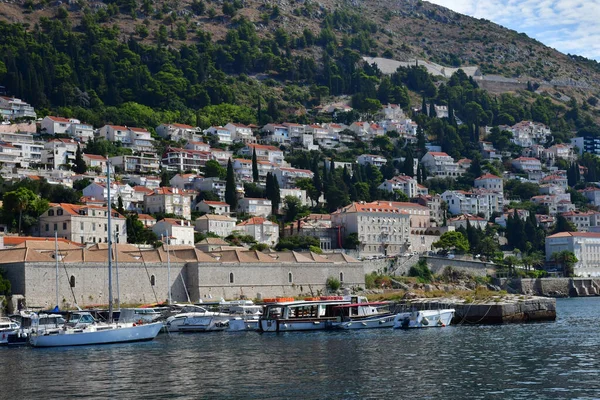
[398,296,556,324]
[494,278,600,298]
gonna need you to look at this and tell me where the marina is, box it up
[0,298,598,399]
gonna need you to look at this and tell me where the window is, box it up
[69,275,76,288]
[104,224,107,232]
[80,222,84,230]
[48,210,54,216]
[92,223,95,231]
[150,275,156,286]
[80,236,84,243]
[63,222,67,230]
[45,224,49,232]
[288,272,293,284]
[229,272,234,284]
[57,209,63,216]
[53,224,57,232]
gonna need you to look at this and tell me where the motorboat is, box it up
[0,317,19,345]
[5,311,65,346]
[258,296,352,332]
[393,309,455,329]
[331,301,397,330]
[165,305,231,332]
[118,308,163,324]
[29,163,163,347]
[223,301,263,332]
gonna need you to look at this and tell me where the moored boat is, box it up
[393,309,455,329]
[6,311,65,346]
[259,296,351,332]
[0,317,19,345]
[165,305,231,332]
[331,301,397,330]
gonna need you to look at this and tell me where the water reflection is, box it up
[2,298,600,399]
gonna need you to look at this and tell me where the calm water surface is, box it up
[2,298,600,399]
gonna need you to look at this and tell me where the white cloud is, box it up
[426,0,600,60]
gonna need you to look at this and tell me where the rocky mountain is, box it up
[1,0,598,91]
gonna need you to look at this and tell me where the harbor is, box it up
[0,298,598,399]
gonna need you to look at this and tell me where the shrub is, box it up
[326,277,341,292]
[309,245,323,254]
[408,260,433,283]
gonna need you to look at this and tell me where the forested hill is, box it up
[1,0,600,130]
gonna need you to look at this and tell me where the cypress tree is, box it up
[270,173,281,214]
[429,99,437,118]
[73,144,87,174]
[252,148,259,182]
[421,96,427,115]
[416,125,426,156]
[403,149,414,177]
[225,158,237,210]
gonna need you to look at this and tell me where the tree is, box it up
[126,214,159,244]
[252,148,259,182]
[433,231,469,253]
[204,159,226,179]
[551,250,578,277]
[402,149,415,177]
[3,187,45,235]
[271,174,281,214]
[283,195,302,222]
[73,145,87,174]
[553,215,577,234]
[225,159,237,210]
[343,233,360,249]
[117,196,125,215]
[295,178,319,206]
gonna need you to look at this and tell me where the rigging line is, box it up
[138,245,159,304]
[57,246,79,309]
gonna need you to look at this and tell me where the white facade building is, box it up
[237,198,272,217]
[546,232,600,276]
[41,138,79,169]
[156,123,197,141]
[195,215,237,238]
[152,218,195,245]
[144,187,191,220]
[235,217,279,245]
[420,152,463,178]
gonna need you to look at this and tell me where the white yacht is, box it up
[165,305,231,332]
[331,301,397,330]
[5,311,65,345]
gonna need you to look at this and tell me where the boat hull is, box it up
[259,319,333,332]
[393,309,455,329]
[334,314,397,330]
[29,322,163,347]
[166,315,232,332]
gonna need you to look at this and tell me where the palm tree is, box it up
[551,251,578,278]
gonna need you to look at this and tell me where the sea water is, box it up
[1,298,600,399]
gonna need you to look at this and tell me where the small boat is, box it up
[393,309,455,329]
[5,311,66,346]
[118,308,163,324]
[165,305,231,332]
[331,301,397,330]
[259,296,352,332]
[0,317,19,345]
[223,301,263,332]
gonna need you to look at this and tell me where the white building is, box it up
[235,217,279,245]
[239,144,285,166]
[511,157,542,172]
[82,154,108,171]
[152,218,195,245]
[224,123,255,144]
[41,116,94,142]
[273,167,314,189]
[581,187,600,206]
[474,173,503,192]
[98,125,155,152]
[170,174,199,190]
[205,126,233,144]
[420,152,463,178]
[194,214,237,238]
[330,201,410,256]
[156,123,197,141]
[0,131,43,167]
[162,146,211,172]
[195,200,231,215]
[82,182,135,211]
[0,96,36,120]
[357,154,387,167]
[233,158,275,183]
[38,203,127,244]
[0,141,22,167]
[144,187,191,220]
[237,198,272,217]
[546,232,600,276]
[447,214,488,230]
[441,190,503,220]
[378,175,419,198]
[561,211,600,232]
[41,138,79,169]
[109,153,161,174]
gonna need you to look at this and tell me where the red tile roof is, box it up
[237,217,269,226]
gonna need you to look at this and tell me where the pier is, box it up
[397,295,556,324]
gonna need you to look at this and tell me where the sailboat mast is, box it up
[107,161,113,322]
[55,231,59,310]
[115,231,120,310]
[165,230,172,305]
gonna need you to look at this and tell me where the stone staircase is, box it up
[569,278,600,296]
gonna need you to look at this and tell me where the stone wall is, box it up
[423,256,495,277]
[494,278,596,297]
[189,262,365,300]
[4,260,366,307]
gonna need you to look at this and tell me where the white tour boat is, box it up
[331,301,398,330]
[29,162,163,347]
[259,296,351,332]
[393,309,455,329]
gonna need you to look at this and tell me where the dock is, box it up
[395,295,556,324]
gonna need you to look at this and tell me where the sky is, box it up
[426,0,600,61]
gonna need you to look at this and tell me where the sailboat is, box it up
[29,162,163,347]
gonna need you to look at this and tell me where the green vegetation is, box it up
[408,259,433,283]
[275,235,319,251]
[0,269,11,296]
[433,231,469,254]
[326,276,341,291]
